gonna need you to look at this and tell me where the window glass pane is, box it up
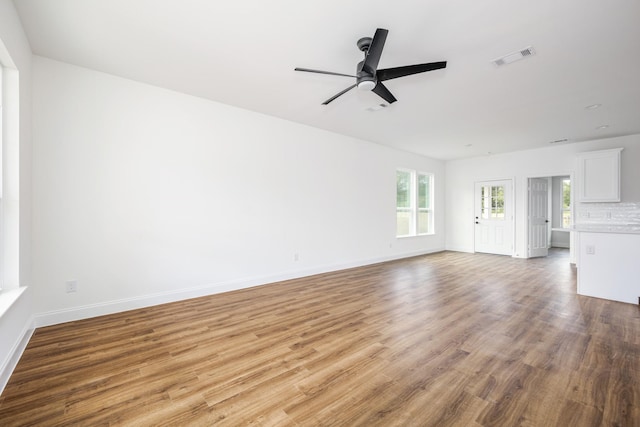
[396,171,411,208]
[418,210,430,234]
[562,211,571,228]
[562,179,571,209]
[418,174,430,209]
[396,210,411,236]
[562,179,571,228]
[481,186,489,219]
[491,186,505,218]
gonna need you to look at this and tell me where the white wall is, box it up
[445,134,640,256]
[31,56,445,325]
[0,0,33,394]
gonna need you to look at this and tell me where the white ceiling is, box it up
[13,0,640,160]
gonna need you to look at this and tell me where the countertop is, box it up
[571,225,640,234]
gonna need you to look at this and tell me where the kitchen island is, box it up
[574,226,640,304]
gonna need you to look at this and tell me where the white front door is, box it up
[528,178,549,257]
[474,180,513,255]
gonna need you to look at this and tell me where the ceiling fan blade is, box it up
[322,84,357,105]
[362,28,388,74]
[295,67,356,78]
[372,82,397,104]
[377,61,447,81]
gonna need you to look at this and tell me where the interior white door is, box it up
[528,178,549,257]
[474,180,513,255]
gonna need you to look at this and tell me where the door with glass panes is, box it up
[474,180,513,255]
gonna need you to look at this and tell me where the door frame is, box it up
[473,177,515,256]
[527,177,551,258]
[524,171,575,261]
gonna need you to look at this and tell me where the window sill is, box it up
[0,287,27,320]
[396,233,436,239]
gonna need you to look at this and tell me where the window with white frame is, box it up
[1,48,23,296]
[396,169,434,237]
[0,64,3,292]
[561,178,571,228]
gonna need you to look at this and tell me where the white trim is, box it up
[0,286,25,319]
[0,314,35,395]
[1,65,20,291]
[445,246,473,254]
[33,248,446,328]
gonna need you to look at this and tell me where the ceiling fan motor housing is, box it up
[356,60,376,90]
[357,37,372,52]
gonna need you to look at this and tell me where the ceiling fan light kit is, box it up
[295,28,447,105]
[357,79,376,91]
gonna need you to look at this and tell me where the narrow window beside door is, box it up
[562,179,571,228]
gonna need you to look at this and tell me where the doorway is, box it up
[474,179,514,255]
[527,175,572,258]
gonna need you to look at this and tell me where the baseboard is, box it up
[0,317,35,395]
[444,246,474,253]
[33,280,260,328]
[34,248,445,328]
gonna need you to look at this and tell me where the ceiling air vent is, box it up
[492,46,536,67]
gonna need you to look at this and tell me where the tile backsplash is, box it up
[575,202,640,231]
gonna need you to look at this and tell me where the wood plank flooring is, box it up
[1,249,639,426]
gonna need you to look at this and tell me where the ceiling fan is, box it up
[295,28,447,105]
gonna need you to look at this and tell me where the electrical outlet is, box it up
[294,253,299,262]
[585,245,595,255]
[65,280,78,293]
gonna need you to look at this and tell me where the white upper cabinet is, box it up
[576,148,623,202]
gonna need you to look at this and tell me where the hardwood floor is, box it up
[1,249,639,426]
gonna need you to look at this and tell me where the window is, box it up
[480,185,505,219]
[0,61,17,293]
[0,64,3,292]
[396,170,412,236]
[562,178,571,228]
[396,169,434,237]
